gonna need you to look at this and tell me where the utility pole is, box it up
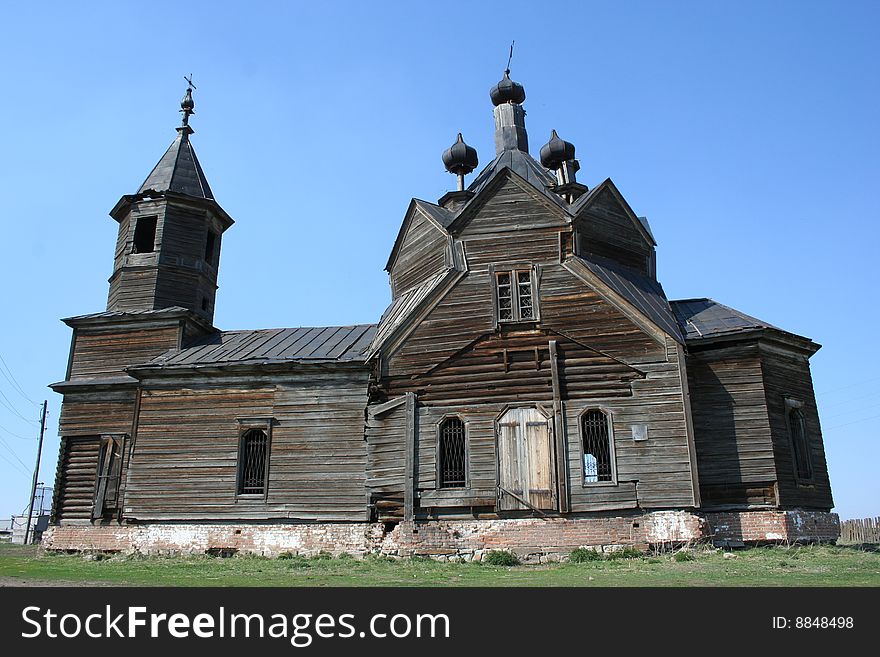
[23,400,48,545]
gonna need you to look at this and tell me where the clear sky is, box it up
[0,1,877,523]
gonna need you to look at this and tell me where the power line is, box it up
[816,376,880,398]
[0,389,39,425]
[0,422,34,440]
[0,433,31,471]
[825,412,880,431]
[0,451,29,478]
[0,353,39,406]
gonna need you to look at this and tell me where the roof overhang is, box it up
[110,190,234,231]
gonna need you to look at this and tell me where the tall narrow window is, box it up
[788,408,813,481]
[237,428,269,495]
[495,268,537,322]
[581,410,614,484]
[132,216,157,253]
[439,417,466,488]
[204,230,217,264]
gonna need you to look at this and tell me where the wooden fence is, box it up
[839,517,880,544]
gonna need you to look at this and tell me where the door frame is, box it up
[494,404,558,513]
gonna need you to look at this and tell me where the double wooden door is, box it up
[497,407,555,511]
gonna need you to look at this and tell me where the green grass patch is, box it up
[1,542,878,587]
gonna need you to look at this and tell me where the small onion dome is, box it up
[180,87,195,113]
[442,133,479,175]
[540,129,576,169]
[490,69,526,106]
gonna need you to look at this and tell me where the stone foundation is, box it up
[41,509,840,560]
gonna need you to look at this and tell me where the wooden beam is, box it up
[404,392,416,521]
[549,339,570,513]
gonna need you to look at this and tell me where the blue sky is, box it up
[0,1,877,522]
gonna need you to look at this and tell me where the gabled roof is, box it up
[462,149,569,216]
[367,268,461,358]
[566,254,684,343]
[138,130,213,200]
[384,199,453,272]
[570,178,657,247]
[136,324,376,371]
[670,299,779,340]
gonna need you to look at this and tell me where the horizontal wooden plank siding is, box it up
[574,186,652,275]
[69,325,181,378]
[124,370,371,522]
[686,343,779,508]
[390,210,448,298]
[760,345,833,510]
[53,437,102,522]
[365,400,407,522]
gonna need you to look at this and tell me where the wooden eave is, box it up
[49,374,140,393]
[110,190,234,231]
[125,358,370,383]
[62,307,213,333]
[685,327,821,357]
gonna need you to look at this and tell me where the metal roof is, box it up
[466,149,566,210]
[142,324,377,370]
[669,298,778,341]
[138,130,213,200]
[572,255,685,342]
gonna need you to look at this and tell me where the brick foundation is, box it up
[41,509,839,560]
[703,510,840,545]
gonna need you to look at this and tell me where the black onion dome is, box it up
[540,129,576,169]
[490,69,526,106]
[442,133,479,175]
[180,87,194,112]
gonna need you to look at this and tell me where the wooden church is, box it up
[44,73,838,558]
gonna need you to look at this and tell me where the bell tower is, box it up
[106,81,233,325]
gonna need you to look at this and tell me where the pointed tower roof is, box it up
[137,82,214,200]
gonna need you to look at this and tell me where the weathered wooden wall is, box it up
[760,345,833,510]
[389,209,449,298]
[68,325,181,378]
[573,186,652,276]
[123,369,371,522]
[376,174,697,516]
[108,198,222,322]
[686,343,779,508]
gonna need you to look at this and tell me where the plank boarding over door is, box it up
[497,407,555,511]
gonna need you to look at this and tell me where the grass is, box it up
[1,543,878,587]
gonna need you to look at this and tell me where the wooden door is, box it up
[497,408,555,511]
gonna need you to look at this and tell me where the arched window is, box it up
[439,417,466,488]
[581,409,614,484]
[788,408,813,481]
[237,428,269,495]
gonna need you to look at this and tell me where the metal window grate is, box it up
[582,410,613,483]
[439,418,466,488]
[238,428,268,495]
[789,409,813,480]
[496,269,535,322]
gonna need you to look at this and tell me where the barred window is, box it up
[439,417,466,488]
[788,408,813,481]
[581,410,614,484]
[237,428,269,495]
[495,268,537,322]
